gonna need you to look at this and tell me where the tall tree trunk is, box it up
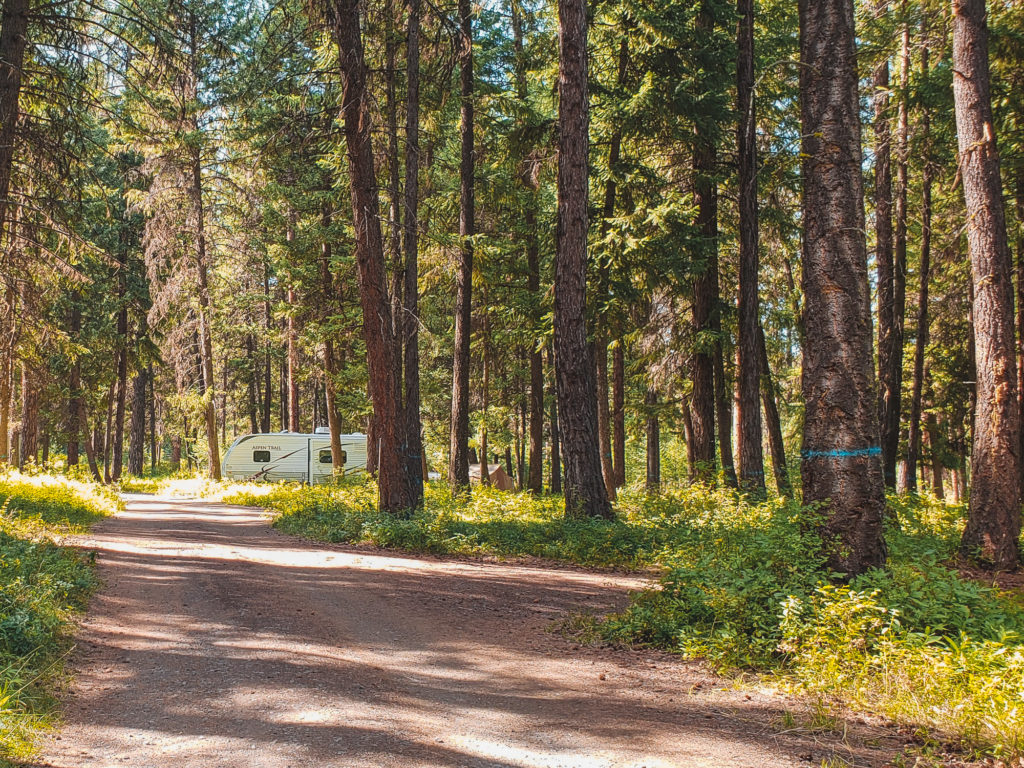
[0,0,27,247]
[758,325,791,495]
[645,385,660,492]
[262,266,272,433]
[612,343,625,487]
[595,344,615,498]
[102,383,114,483]
[286,282,300,432]
[194,154,221,480]
[67,303,81,465]
[873,1,899,489]
[480,341,490,486]
[549,347,561,494]
[527,253,544,493]
[714,349,736,486]
[736,0,764,494]
[320,205,345,473]
[0,319,10,466]
[925,411,944,496]
[594,36,628,502]
[403,0,424,505]
[554,0,612,519]
[246,335,260,434]
[448,0,474,492]
[128,369,147,476]
[892,5,910,477]
[1017,163,1024,490]
[327,0,414,514]
[111,310,128,481]
[799,0,887,576]
[385,0,404,396]
[906,33,933,494]
[149,363,157,471]
[691,3,720,486]
[79,399,101,482]
[18,362,37,468]
[511,2,544,495]
[954,0,1021,569]
[691,165,716,482]
[186,15,220,480]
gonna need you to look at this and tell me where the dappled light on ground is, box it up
[34,497,902,768]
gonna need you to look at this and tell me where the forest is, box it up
[0,0,1022,762]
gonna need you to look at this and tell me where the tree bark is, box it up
[612,342,625,487]
[511,1,544,495]
[892,6,910,479]
[319,205,345,473]
[448,0,474,492]
[67,303,81,465]
[873,1,899,489]
[594,36,628,502]
[18,362,36,468]
[245,335,260,434]
[953,0,1021,569]
[0,312,11,466]
[262,265,272,433]
[149,363,157,471]
[691,3,720,486]
[102,383,114,482]
[79,399,101,482]
[111,311,128,482]
[0,0,28,248]
[736,0,764,494]
[799,0,887,576]
[1017,163,1024,488]
[906,34,933,494]
[554,0,612,518]
[645,385,660,492]
[128,369,147,475]
[327,0,414,513]
[286,281,300,432]
[758,325,791,495]
[549,347,561,494]
[402,0,424,505]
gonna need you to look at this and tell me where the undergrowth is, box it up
[0,470,117,762]
[228,477,1024,759]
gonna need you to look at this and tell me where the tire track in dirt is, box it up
[33,494,904,767]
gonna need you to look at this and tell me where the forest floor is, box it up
[28,495,925,768]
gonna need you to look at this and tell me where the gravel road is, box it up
[32,494,905,768]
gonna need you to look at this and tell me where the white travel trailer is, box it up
[221,428,368,483]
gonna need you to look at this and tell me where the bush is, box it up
[0,470,116,761]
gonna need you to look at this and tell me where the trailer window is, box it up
[253,450,271,463]
[318,449,346,465]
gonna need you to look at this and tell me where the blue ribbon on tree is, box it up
[801,446,881,459]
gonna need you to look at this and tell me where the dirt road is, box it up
[34,495,903,768]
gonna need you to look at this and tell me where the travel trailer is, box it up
[221,428,368,483]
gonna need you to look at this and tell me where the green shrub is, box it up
[0,470,114,761]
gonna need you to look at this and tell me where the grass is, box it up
[224,475,1024,760]
[0,469,119,763]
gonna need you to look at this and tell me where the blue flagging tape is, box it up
[801,446,881,459]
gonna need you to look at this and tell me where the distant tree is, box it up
[448,0,474,492]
